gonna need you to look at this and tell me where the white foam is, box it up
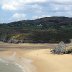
[0,52,36,72]
[15,62,25,72]
[0,58,8,63]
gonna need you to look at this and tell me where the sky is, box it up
[0,0,72,23]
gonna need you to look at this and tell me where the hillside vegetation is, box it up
[0,17,72,43]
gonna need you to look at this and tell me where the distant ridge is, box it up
[0,16,72,43]
[0,16,71,24]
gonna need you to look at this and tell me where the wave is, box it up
[0,52,36,72]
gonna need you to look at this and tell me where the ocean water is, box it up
[0,58,23,72]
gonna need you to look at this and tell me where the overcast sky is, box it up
[0,0,72,23]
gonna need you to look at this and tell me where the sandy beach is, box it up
[0,43,72,72]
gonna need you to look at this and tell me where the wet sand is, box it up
[0,43,72,72]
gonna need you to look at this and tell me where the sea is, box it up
[0,58,23,72]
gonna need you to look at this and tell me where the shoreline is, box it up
[0,51,36,72]
[15,57,36,72]
[0,43,72,72]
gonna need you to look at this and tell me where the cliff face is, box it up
[0,17,72,43]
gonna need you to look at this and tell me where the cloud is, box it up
[51,0,72,5]
[2,4,17,10]
[1,0,72,13]
[1,0,72,11]
[1,0,72,22]
[10,13,26,21]
[1,0,20,10]
[1,0,47,11]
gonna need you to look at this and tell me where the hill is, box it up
[0,16,72,43]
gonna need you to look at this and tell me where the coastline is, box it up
[0,51,36,72]
[15,57,36,72]
[0,43,72,72]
